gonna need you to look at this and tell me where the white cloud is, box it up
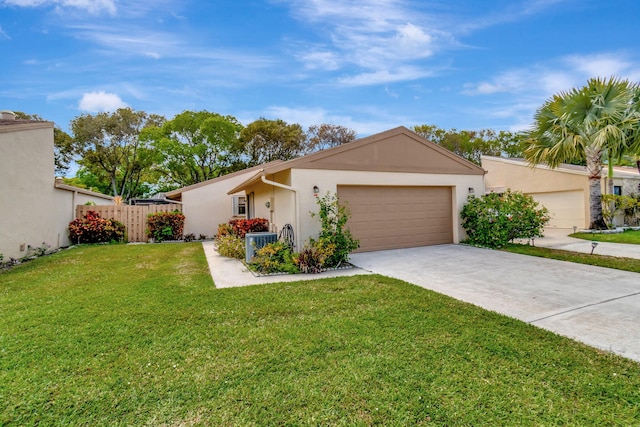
[338,66,433,86]
[283,0,450,85]
[78,91,127,112]
[3,0,116,14]
[463,52,640,97]
[255,105,401,135]
[298,50,340,71]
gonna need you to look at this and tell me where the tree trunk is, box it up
[586,146,607,229]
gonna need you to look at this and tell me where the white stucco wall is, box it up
[177,170,265,237]
[54,186,114,248]
[0,122,57,259]
[247,168,484,250]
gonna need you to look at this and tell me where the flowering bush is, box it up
[461,190,549,248]
[311,192,359,267]
[147,211,185,242]
[227,218,269,238]
[69,211,126,244]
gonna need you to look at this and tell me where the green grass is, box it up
[571,229,640,244]
[2,244,640,425]
[503,243,640,273]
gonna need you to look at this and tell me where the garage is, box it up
[338,185,453,252]
[530,190,585,229]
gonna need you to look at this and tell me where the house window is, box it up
[232,195,247,217]
[613,186,622,196]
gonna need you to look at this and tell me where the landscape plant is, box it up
[147,211,185,242]
[310,192,359,267]
[249,241,300,274]
[68,210,126,244]
[215,234,245,259]
[461,190,549,248]
[294,241,336,274]
[601,194,638,227]
[226,218,269,238]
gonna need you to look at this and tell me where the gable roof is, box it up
[165,160,284,200]
[228,126,485,194]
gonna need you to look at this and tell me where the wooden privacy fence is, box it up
[75,204,183,243]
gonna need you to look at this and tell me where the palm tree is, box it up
[524,77,640,229]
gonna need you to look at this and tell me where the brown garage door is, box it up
[337,185,453,252]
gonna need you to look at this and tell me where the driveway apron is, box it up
[350,245,640,362]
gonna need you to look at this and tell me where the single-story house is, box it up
[0,111,113,260]
[165,161,284,238]
[225,126,485,252]
[482,155,640,229]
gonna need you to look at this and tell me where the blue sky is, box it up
[2,0,640,137]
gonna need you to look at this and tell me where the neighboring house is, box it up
[165,161,284,238]
[0,111,113,260]
[482,155,640,229]
[129,193,175,206]
[227,126,485,252]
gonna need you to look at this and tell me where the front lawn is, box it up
[2,244,639,425]
[571,229,640,244]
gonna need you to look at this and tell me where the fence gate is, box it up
[75,204,183,243]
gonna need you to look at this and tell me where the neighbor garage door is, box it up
[530,190,586,229]
[337,185,453,252]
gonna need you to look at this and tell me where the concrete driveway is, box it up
[350,245,640,362]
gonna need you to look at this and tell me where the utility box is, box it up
[245,232,278,263]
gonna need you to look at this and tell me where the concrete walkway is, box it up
[525,227,640,259]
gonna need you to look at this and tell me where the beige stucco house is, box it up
[165,161,283,237]
[482,155,640,229]
[226,126,485,252]
[0,111,113,260]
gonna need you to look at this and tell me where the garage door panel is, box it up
[338,185,453,252]
[530,190,585,229]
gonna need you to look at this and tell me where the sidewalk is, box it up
[530,228,640,260]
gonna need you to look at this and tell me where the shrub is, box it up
[69,211,126,244]
[228,218,269,238]
[147,211,185,242]
[250,241,300,274]
[602,194,639,227]
[461,190,549,248]
[311,193,359,267]
[216,218,269,239]
[216,235,245,259]
[183,233,196,242]
[198,234,208,241]
[295,240,336,274]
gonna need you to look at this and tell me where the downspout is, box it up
[260,175,300,251]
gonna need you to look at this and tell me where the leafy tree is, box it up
[70,108,163,199]
[53,128,74,175]
[305,123,357,153]
[13,111,74,175]
[62,168,110,194]
[524,77,640,229]
[239,118,306,166]
[142,110,243,188]
[412,124,523,164]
